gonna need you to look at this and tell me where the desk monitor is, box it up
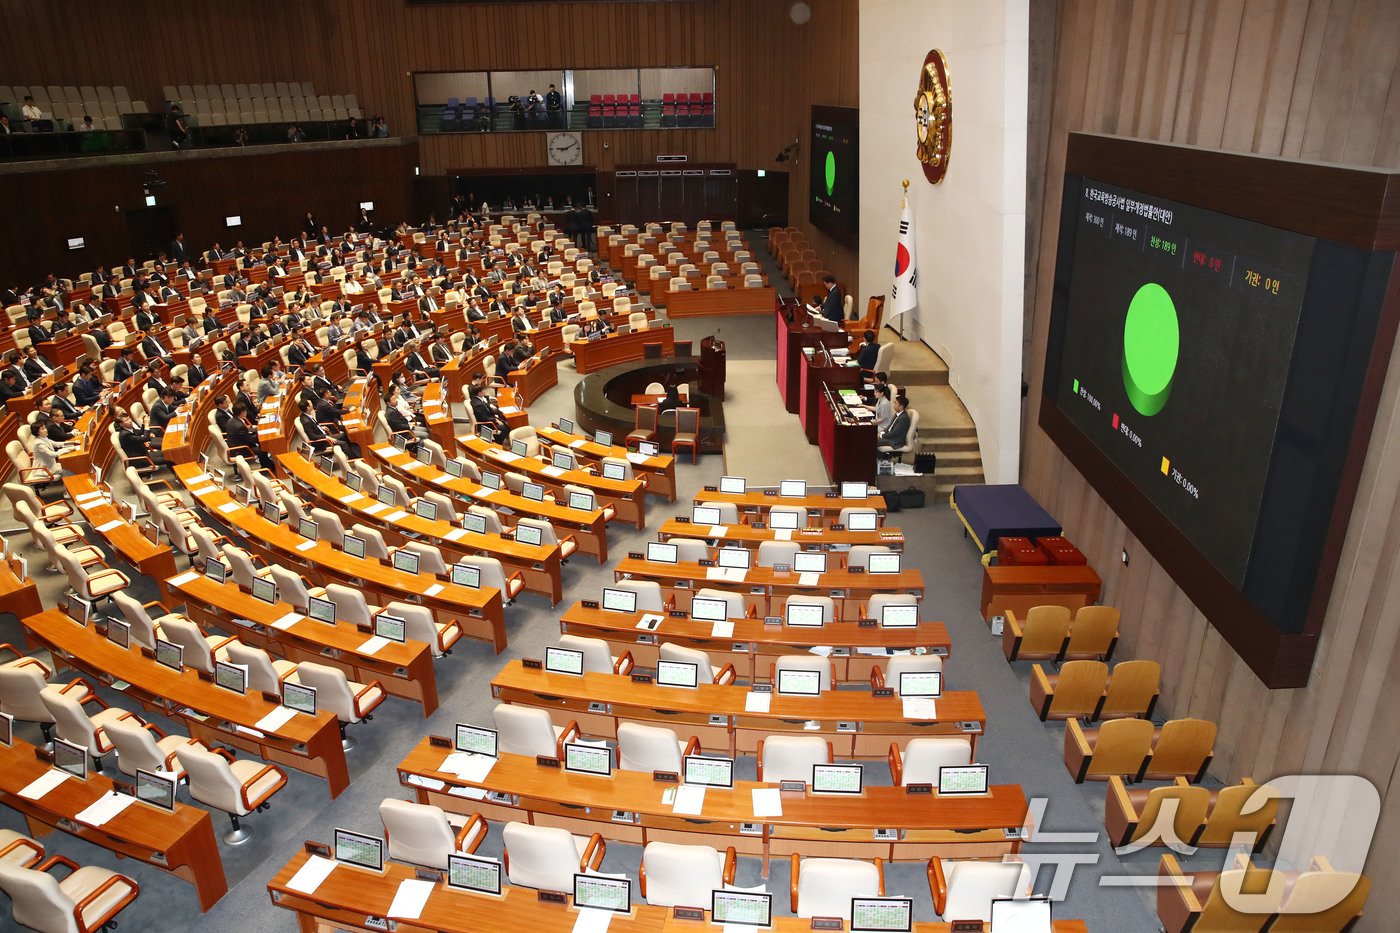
[812,763,864,795]
[656,659,700,689]
[779,479,807,498]
[415,445,434,465]
[462,513,488,535]
[847,510,878,532]
[342,535,367,559]
[776,668,821,696]
[135,768,177,811]
[318,453,336,474]
[0,712,11,747]
[646,541,678,564]
[54,738,86,779]
[391,549,420,575]
[478,426,495,444]
[154,638,183,672]
[682,754,735,788]
[718,546,750,570]
[559,417,575,434]
[792,551,827,574]
[693,505,721,525]
[990,897,1052,932]
[447,853,502,896]
[214,660,247,695]
[452,563,482,588]
[283,681,317,715]
[260,499,282,522]
[769,509,800,530]
[568,490,595,512]
[899,671,942,698]
[308,595,337,624]
[601,461,626,481]
[866,552,901,574]
[573,874,630,914]
[250,576,278,604]
[414,499,439,521]
[445,457,465,478]
[851,897,913,932]
[719,475,746,494]
[690,596,728,622]
[345,471,364,492]
[522,482,546,502]
[601,587,637,613]
[64,593,89,625]
[880,604,918,628]
[333,828,384,873]
[594,429,613,447]
[711,890,772,927]
[480,471,502,490]
[298,517,318,540]
[105,618,131,649]
[203,556,228,584]
[375,486,398,507]
[455,724,497,757]
[639,441,660,457]
[514,522,543,547]
[785,602,825,628]
[563,742,613,777]
[938,764,990,796]
[840,482,870,499]
[374,613,407,643]
[552,450,574,471]
[544,646,585,675]
[510,438,529,457]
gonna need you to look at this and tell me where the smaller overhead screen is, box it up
[810,105,859,249]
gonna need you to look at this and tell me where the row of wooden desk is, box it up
[693,487,888,525]
[655,518,903,552]
[571,325,678,375]
[536,424,678,501]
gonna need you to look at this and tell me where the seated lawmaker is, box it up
[877,394,913,456]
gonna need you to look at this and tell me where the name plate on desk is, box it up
[698,559,716,567]
[538,890,568,905]
[628,551,644,560]
[522,658,543,669]
[304,840,332,858]
[811,919,844,931]
[674,906,706,921]
[631,673,654,684]
[873,687,894,698]
[653,770,678,783]
[416,868,444,883]
[830,523,846,531]
[823,492,840,499]
[703,485,717,492]
[751,521,767,529]
[849,566,865,574]
[674,516,691,523]
[773,563,792,573]
[428,735,452,749]
[858,618,877,628]
[581,599,599,609]
[906,783,934,795]
[536,756,561,768]
[950,923,985,933]
[763,616,782,626]
[751,683,773,693]
[762,490,777,497]
[779,780,806,794]
[669,610,689,618]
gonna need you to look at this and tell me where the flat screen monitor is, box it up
[840,482,870,499]
[594,429,613,447]
[776,668,821,696]
[544,646,584,675]
[477,426,495,444]
[414,499,438,521]
[204,556,227,583]
[154,638,183,672]
[105,618,131,648]
[260,500,281,521]
[345,472,363,492]
[558,417,575,434]
[880,604,918,628]
[938,764,990,796]
[719,475,745,494]
[64,593,88,625]
[656,659,700,688]
[717,547,750,569]
[551,450,574,471]
[563,742,613,776]
[522,482,546,502]
[225,215,242,228]
[602,461,626,481]
[374,613,407,642]
[376,486,398,507]
[392,549,420,575]
[414,444,433,465]
[447,853,501,895]
[298,517,317,540]
[462,513,488,535]
[989,897,1052,933]
[639,441,660,457]
[319,454,336,474]
[480,471,501,490]
[452,563,482,588]
[307,595,336,623]
[568,490,595,512]
[250,576,277,604]
[283,681,317,715]
[573,874,630,914]
[601,587,637,613]
[135,768,177,811]
[811,763,864,795]
[779,480,806,498]
[510,438,529,457]
[711,891,771,927]
[54,738,86,779]
[847,510,878,532]
[214,660,247,695]
[67,237,85,250]
[455,724,497,757]
[785,602,825,627]
[359,201,374,211]
[445,458,465,478]
[646,541,677,564]
[793,551,827,574]
[514,523,543,547]
[899,671,942,698]
[851,897,914,932]
[682,754,734,788]
[692,506,721,525]
[866,552,901,574]
[333,828,384,872]
[343,535,367,559]
[0,712,11,747]
[690,596,728,622]
[769,509,800,530]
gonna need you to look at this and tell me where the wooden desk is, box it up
[979,565,1103,623]
[21,609,351,798]
[279,451,564,606]
[491,661,985,758]
[64,475,178,583]
[459,434,647,530]
[571,327,676,375]
[612,556,924,622]
[536,425,677,502]
[162,570,440,715]
[507,350,560,408]
[775,306,850,413]
[799,353,863,445]
[0,737,227,911]
[558,602,949,684]
[694,488,887,526]
[656,519,902,552]
[665,285,777,318]
[0,550,42,621]
[399,743,1026,870]
[818,387,879,485]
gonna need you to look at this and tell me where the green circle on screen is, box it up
[1121,282,1179,417]
[824,151,836,196]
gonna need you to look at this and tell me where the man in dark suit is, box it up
[226,402,275,471]
[877,394,912,454]
[113,348,139,382]
[170,234,189,264]
[73,365,104,407]
[50,385,81,419]
[187,360,208,386]
[22,346,55,380]
[856,330,880,371]
[212,395,235,433]
[26,309,52,347]
[286,335,315,369]
[140,333,173,365]
[149,386,179,433]
[818,275,845,324]
[133,305,161,333]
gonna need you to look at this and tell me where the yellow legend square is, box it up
[1160,457,1170,475]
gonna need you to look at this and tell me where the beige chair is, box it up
[558,634,634,675]
[658,642,736,685]
[493,703,578,759]
[292,661,384,751]
[0,857,139,933]
[888,737,973,786]
[515,517,578,561]
[101,716,201,781]
[930,856,1032,922]
[757,735,832,783]
[616,722,700,773]
[39,684,136,771]
[224,642,299,695]
[455,555,525,604]
[0,648,81,743]
[756,540,799,567]
[771,654,833,693]
[784,593,834,626]
[379,799,486,870]
[0,831,43,869]
[640,841,736,907]
[876,653,945,695]
[612,579,666,613]
[790,855,884,919]
[157,617,235,676]
[845,545,894,570]
[501,822,605,893]
[175,744,287,845]
[383,601,462,658]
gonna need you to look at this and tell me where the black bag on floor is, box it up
[899,486,926,509]
[914,451,937,475]
[882,489,903,513]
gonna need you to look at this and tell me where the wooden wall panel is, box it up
[0,0,859,291]
[1026,1,1400,922]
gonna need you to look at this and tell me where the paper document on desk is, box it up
[572,908,614,933]
[95,519,126,534]
[570,439,588,449]
[75,491,104,503]
[902,697,937,721]
[217,501,241,514]
[363,501,388,515]
[541,466,566,477]
[744,691,771,713]
[387,879,435,920]
[774,529,793,541]
[272,612,304,631]
[443,751,497,784]
[168,571,199,588]
[444,528,467,541]
[76,792,136,827]
[285,855,337,894]
[705,567,726,581]
[798,572,819,587]
[358,635,389,656]
[423,583,444,597]
[448,784,487,799]
[404,773,445,791]
[751,788,783,818]
[711,620,735,638]
[637,613,664,631]
[724,568,747,583]
[18,770,69,800]
[500,406,521,415]
[295,540,318,552]
[338,493,362,504]
[672,784,706,816]
[255,705,298,732]
[625,452,647,464]
[808,646,834,657]
[708,525,728,538]
[383,510,409,522]
[494,450,521,462]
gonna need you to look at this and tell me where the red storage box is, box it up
[998,536,1048,566]
[1037,536,1087,565]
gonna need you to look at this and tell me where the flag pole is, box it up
[899,179,909,342]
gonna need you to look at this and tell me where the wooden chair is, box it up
[671,406,700,463]
[1140,718,1216,782]
[1064,717,1154,783]
[1156,852,1282,933]
[1105,777,1211,849]
[1029,659,1106,721]
[1097,659,1160,720]
[626,404,658,450]
[1061,605,1120,661]
[1002,605,1071,661]
[1197,778,1280,849]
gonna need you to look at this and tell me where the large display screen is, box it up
[810,105,859,249]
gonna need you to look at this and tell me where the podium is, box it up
[699,335,726,396]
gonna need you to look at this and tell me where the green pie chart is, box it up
[1121,282,1179,417]
[824,151,836,197]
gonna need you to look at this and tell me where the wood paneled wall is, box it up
[1025,1,1400,919]
[0,0,859,292]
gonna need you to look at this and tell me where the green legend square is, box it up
[1073,379,1080,394]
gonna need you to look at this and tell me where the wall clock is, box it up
[914,49,952,184]
[547,132,582,167]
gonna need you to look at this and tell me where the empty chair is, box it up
[558,634,634,675]
[845,545,894,570]
[1062,605,1121,661]
[784,594,834,626]
[929,856,1032,922]
[772,655,833,692]
[877,653,945,694]
[640,842,736,907]
[836,506,878,529]
[39,685,132,770]
[0,858,139,933]
[627,405,659,449]
[292,661,384,750]
[348,524,390,559]
[109,593,180,650]
[1268,857,1370,933]
[383,601,462,657]
[397,541,447,575]
[616,721,699,773]
[755,540,799,568]
[267,566,315,610]
[158,617,235,676]
[768,505,809,529]
[1104,777,1211,849]
[1063,717,1156,783]
[658,642,736,685]
[1196,778,1281,848]
[668,537,709,563]
[0,831,42,869]
[465,504,502,534]
[102,716,201,781]
[1156,853,1288,933]
[224,642,299,695]
[515,517,578,561]
[501,822,605,893]
[611,579,665,613]
[790,856,883,920]
[756,735,832,783]
[1030,659,1108,721]
[493,703,578,758]
[308,507,345,546]
[671,407,700,462]
[1140,718,1216,782]
[0,651,80,743]
[175,744,287,845]
[1002,605,1072,662]
[379,799,486,870]
[455,555,524,603]
[888,736,973,786]
[1097,659,1161,720]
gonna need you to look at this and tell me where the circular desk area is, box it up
[573,358,726,453]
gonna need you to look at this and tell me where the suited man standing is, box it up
[170,233,189,263]
[819,275,845,324]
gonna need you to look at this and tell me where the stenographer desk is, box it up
[799,349,864,445]
[819,387,879,484]
[571,326,677,375]
[776,306,852,413]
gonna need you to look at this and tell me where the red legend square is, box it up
[1112,413,1120,430]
